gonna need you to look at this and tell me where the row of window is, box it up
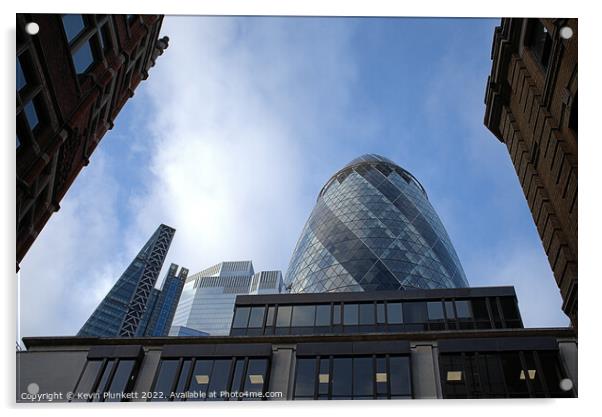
[71,358,137,402]
[151,357,269,401]
[294,355,412,400]
[69,347,573,401]
[230,297,522,336]
[439,350,573,398]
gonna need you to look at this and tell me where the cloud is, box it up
[18,152,126,337]
[18,16,361,337]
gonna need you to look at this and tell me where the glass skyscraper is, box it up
[170,261,284,336]
[78,224,176,337]
[136,263,189,337]
[286,154,468,293]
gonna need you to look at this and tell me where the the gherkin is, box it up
[286,154,468,293]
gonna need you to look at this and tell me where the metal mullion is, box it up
[532,351,550,397]
[224,357,236,401]
[518,351,534,397]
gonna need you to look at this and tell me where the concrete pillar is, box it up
[410,343,441,399]
[268,344,295,400]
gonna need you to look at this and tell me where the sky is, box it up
[18,16,570,340]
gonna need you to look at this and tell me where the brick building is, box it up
[484,18,577,327]
[16,14,168,270]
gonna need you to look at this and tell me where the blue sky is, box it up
[18,16,569,339]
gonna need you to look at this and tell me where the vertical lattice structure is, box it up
[286,154,468,293]
[77,224,175,337]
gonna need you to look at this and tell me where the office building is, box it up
[484,18,577,327]
[136,264,189,337]
[287,154,468,293]
[170,262,284,336]
[78,224,176,337]
[16,14,168,270]
[17,286,577,401]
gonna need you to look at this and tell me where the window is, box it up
[151,356,270,401]
[427,301,444,320]
[343,304,359,325]
[315,305,331,326]
[376,303,386,324]
[72,358,139,402]
[386,302,402,324]
[62,14,86,43]
[16,58,26,91]
[403,301,427,323]
[455,300,472,319]
[62,15,113,77]
[439,350,573,398]
[232,307,250,328]
[528,19,553,70]
[292,305,316,327]
[276,306,292,327]
[294,358,316,399]
[248,307,265,328]
[294,355,412,400]
[359,303,375,325]
[72,41,95,74]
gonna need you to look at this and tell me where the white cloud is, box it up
[18,17,360,337]
[18,153,126,337]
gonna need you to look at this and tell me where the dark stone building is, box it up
[17,286,577,401]
[484,19,577,327]
[16,14,168,270]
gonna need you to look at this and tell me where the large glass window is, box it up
[315,305,331,326]
[359,303,375,325]
[439,350,573,398]
[294,358,316,399]
[73,42,94,74]
[343,304,359,325]
[152,356,270,401]
[248,307,265,328]
[276,306,292,327]
[332,358,352,399]
[292,305,316,327]
[389,356,412,398]
[62,14,86,43]
[455,300,472,319]
[294,355,412,400]
[353,357,373,398]
[71,358,139,402]
[427,301,444,320]
[232,307,250,328]
[403,302,427,323]
[386,302,402,324]
[242,359,268,400]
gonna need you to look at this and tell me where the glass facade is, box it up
[439,350,574,398]
[151,356,270,401]
[78,224,175,337]
[286,154,468,293]
[230,294,522,336]
[294,355,412,400]
[170,262,284,336]
[136,264,189,337]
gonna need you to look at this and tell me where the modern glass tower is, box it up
[136,263,189,337]
[78,224,176,337]
[286,154,468,293]
[170,261,284,336]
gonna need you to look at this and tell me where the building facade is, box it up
[286,154,468,294]
[170,262,284,336]
[16,14,168,270]
[77,224,176,337]
[484,18,577,327]
[17,286,577,402]
[136,264,189,337]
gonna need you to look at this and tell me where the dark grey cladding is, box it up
[286,154,468,293]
